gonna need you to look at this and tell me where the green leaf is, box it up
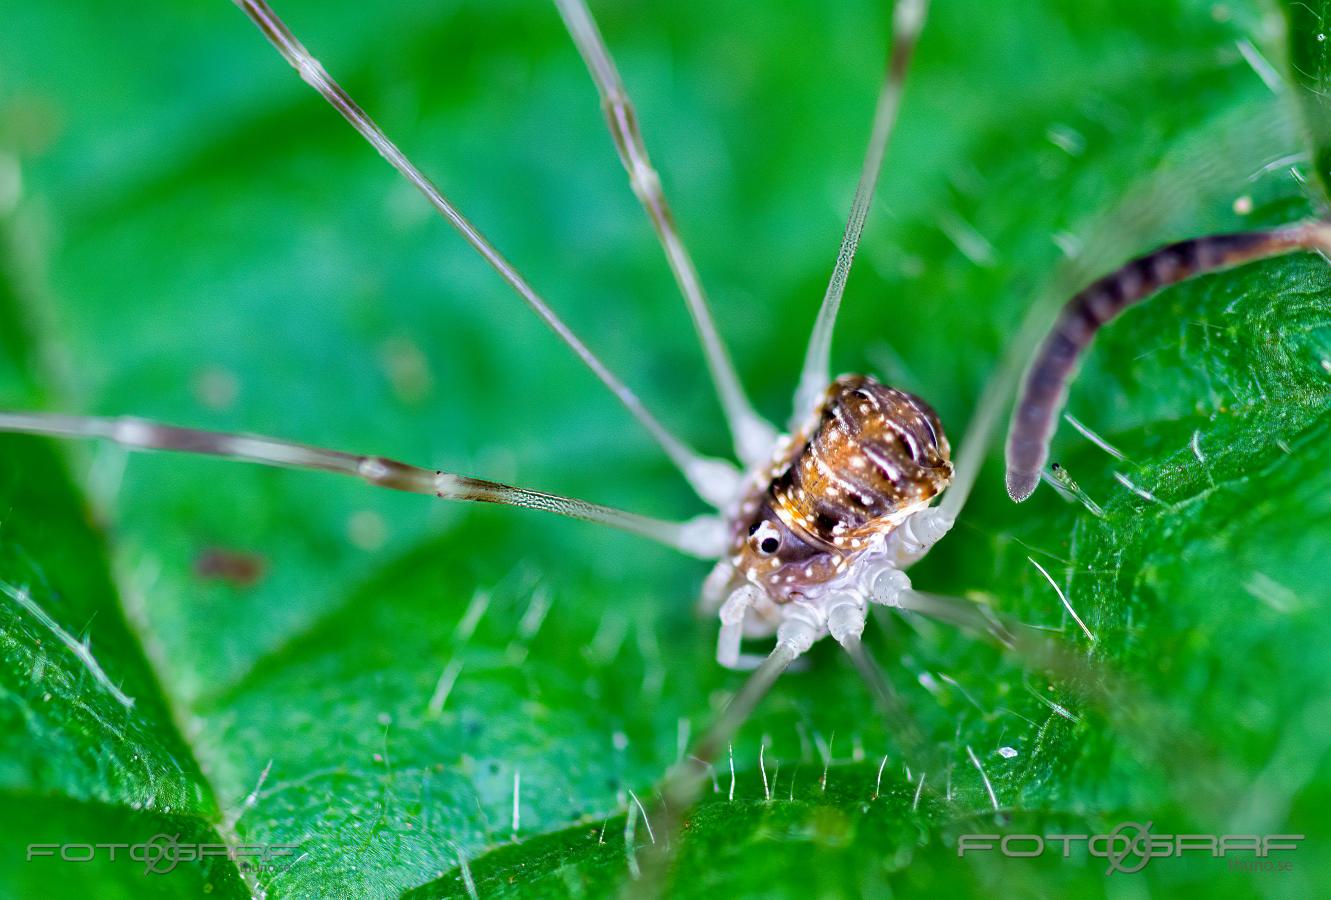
[2,0,1329,897]
[1281,0,1331,198]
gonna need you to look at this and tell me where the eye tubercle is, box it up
[751,520,781,556]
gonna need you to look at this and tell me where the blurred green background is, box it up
[2,0,1330,896]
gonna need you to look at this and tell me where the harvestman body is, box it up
[4,0,1331,885]
[703,375,955,670]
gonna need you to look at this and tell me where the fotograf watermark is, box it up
[27,834,302,876]
[958,821,1303,875]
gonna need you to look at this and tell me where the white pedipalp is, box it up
[716,585,759,669]
[711,503,945,664]
[881,505,956,568]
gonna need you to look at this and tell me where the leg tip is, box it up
[1006,470,1039,503]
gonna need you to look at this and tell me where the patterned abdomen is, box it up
[729,374,953,601]
[771,374,952,550]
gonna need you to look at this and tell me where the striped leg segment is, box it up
[1006,220,1331,502]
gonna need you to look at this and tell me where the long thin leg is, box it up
[838,632,938,770]
[790,0,930,426]
[229,0,740,508]
[552,0,777,467]
[893,588,1017,648]
[634,641,802,894]
[936,323,1031,521]
[0,411,726,558]
[890,587,1240,816]
[829,587,952,780]
[1005,219,1331,500]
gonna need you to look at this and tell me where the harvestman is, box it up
[3,0,1330,885]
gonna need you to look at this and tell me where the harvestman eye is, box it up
[748,520,782,556]
[0,0,1321,892]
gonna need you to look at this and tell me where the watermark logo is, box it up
[27,835,302,876]
[958,822,1303,875]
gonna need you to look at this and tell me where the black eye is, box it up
[748,522,760,536]
[760,537,779,554]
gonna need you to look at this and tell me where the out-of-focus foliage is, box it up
[0,0,1328,896]
[1283,0,1331,194]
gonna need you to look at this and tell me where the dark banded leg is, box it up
[0,412,726,558]
[1006,220,1331,502]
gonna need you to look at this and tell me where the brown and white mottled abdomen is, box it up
[771,375,952,548]
[729,374,954,602]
